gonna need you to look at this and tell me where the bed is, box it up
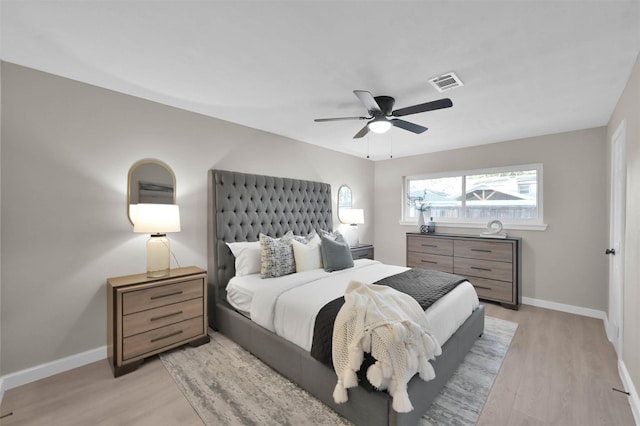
[207,169,484,426]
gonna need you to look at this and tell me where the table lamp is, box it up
[339,208,364,247]
[133,203,181,277]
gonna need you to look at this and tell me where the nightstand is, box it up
[350,244,374,260]
[107,266,210,377]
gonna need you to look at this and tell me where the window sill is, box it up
[399,220,548,231]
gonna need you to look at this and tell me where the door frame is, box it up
[608,119,626,357]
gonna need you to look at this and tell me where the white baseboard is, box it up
[619,360,640,425]
[521,296,607,320]
[0,345,107,399]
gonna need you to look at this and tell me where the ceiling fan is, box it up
[314,90,453,139]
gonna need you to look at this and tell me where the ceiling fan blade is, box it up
[391,118,428,134]
[392,98,453,117]
[354,90,382,114]
[314,116,369,122]
[353,124,370,139]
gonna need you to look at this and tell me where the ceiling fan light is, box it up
[368,118,392,134]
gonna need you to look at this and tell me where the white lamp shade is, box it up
[133,203,181,234]
[368,118,392,134]
[339,208,365,225]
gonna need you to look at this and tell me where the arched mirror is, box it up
[337,185,352,223]
[127,159,176,225]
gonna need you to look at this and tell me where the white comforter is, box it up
[226,260,479,352]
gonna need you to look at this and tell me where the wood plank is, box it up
[0,358,203,426]
[478,303,634,425]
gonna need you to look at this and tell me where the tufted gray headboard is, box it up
[207,169,333,327]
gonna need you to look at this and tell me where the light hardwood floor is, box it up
[0,303,635,425]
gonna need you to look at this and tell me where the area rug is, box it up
[160,316,517,426]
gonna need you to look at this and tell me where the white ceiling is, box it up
[1,1,639,160]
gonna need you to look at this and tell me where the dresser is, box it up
[351,244,374,260]
[406,233,521,309]
[107,266,210,377]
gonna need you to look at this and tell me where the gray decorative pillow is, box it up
[320,232,354,272]
[260,231,296,278]
[319,229,342,241]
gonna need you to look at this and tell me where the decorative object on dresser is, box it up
[106,266,209,377]
[407,233,521,309]
[350,244,374,260]
[481,219,507,238]
[133,203,181,277]
[427,217,436,233]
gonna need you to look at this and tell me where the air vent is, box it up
[429,72,464,92]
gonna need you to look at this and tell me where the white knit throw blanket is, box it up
[331,280,442,413]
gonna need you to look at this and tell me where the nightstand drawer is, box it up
[407,252,454,273]
[351,245,374,260]
[122,279,203,315]
[454,240,513,263]
[122,316,204,361]
[468,277,514,304]
[454,257,512,282]
[407,236,453,256]
[123,298,204,338]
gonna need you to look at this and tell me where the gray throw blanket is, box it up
[374,268,467,311]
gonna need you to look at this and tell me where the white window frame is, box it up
[401,163,547,231]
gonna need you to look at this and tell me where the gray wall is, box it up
[0,62,374,375]
[374,127,608,311]
[608,52,640,412]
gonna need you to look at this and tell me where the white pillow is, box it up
[291,234,323,272]
[226,241,261,276]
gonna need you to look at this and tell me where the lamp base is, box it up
[350,224,360,248]
[147,234,171,278]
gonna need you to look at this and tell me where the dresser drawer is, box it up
[122,316,204,361]
[468,277,514,304]
[122,279,203,315]
[407,252,454,273]
[454,257,513,282]
[123,298,204,338]
[454,240,513,263]
[407,236,453,256]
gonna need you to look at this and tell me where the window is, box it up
[404,164,543,228]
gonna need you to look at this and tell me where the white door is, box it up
[608,120,626,357]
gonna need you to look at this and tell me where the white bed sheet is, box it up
[226,259,479,352]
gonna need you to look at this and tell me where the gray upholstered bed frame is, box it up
[207,169,484,426]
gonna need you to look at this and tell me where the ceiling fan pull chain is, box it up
[366,135,370,159]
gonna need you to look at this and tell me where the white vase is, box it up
[418,212,427,233]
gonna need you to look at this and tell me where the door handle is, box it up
[605,248,616,255]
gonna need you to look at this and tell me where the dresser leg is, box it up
[501,302,520,310]
[112,360,144,378]
[188,335,211,347]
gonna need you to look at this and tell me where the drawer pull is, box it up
[474,285,491,290]
[421,244,438,248]
[471,266,492,272]
[150,330,183,343]
[421,260,437,264]
[150,310,183,322]
[471,249,492,253]
[150,290,183,300]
